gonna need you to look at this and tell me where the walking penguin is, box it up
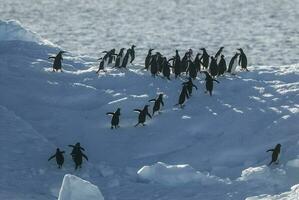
[237,48,249,71]
[48,148,65,168]
[48,51,65,72]
[68,142,88,170]
[106,108,121,129]
[134,105,152,127]
[149,94,164,116]
[267,144,281,165]
[201,71,219,96]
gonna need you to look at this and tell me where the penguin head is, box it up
[237,48,243,52]
[132,45,136,49]
[56,148,60,152]
[75,142,81,147]
[98,57,103,61]
[276,144,281,149]
[221,55,225,58]
[220,47,224,50]
[158,93,163,98]
[200,48,206,51]
[144,105,149,109]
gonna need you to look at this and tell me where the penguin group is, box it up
[48,142,88,169]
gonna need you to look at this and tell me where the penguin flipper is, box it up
[134,109,142,113]
[147,113,152,119]
[82,154,88,161]
[148,99,156,102]
[266,149,274,152]
[48,155,55,161]
[106,112,114,116]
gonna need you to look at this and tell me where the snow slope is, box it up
[0,20,299,200]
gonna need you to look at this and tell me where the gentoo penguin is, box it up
[267,144,281,165]
[201,71,219,96]
[48,51,66,72]
[114,48,125,68]
[214,47,224,60]
[48,148,65,168]
[227,53,239,74]
[218,55,227,76]
[237,48,249,71]
[134,105,152,127]
[209,56,218,77]
[130,45,136,63]
[145,48,154,70]
[199,48,209,69]
[149,94,164,115]
[106,108,121,129]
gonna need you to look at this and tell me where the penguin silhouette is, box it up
[114,48,125,68]
[149,54,158,77]
[218,55,227,76]
[108,49,117,64]
[194,53,202,72]
[175,85,189,108]
[48,148,65,168]
[106,108,121,129]
[209,56,218,77]
[173,50,181,78]
[187,60,197,79]
[48,51,65,72]
[130,45,136,63]
[68,142,85,161]
[183,77,198,96]
[214,47,224,60]
[199,48,209,69]
[145,48,154,70]
[134,105,152,127]
[96,57,106,73]
[149,94,164,115]
[201,71,219,96]
[121,49,131,68]
[227,53,239,74]
[267,144,281,165]
[237,48,249,71]
[161,57,171,80]
[73,149,88,170]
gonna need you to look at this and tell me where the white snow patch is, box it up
[137,162,228,186]
[58,174,104,200]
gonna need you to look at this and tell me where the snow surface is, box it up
[58,174,104,200]
[0,20,299,200]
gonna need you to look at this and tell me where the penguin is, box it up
[187,60,197,79]
[162,57,171,80]
[96,57,106,73]
[175,85,189,108]
[267,144,281,165]
[145,48,154,70]
[227,53,239,74]
[48,51,66,72]
[68,142,85,161]
[149,94,164,115]
[214,47,224,60]
[48,148,65,168]
[182,77,198,96]
[209,56,218,77]
[149,54,158,77]
[106,108,121,129]
[194,53,202,72]
[156,52,164,73]
[199,48,209,69]
[108,49,116,64]
[130,45,136,63]
[218,55,227,76]
[237,48,249,71]
[134,105,152,127]
[121,49,131,68]
[73,149,88,170]
[173,50,181,78]
[181,51,189,73]
[201,71,219,96]
[114,48,125,68]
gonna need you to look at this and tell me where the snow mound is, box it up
[137,162,228,186]
[246,184,299,200]
[0,20,53,45]
[237,165,286,184]
[58,174,104,200]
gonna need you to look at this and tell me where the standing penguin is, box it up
[134,105,152,127]
[130,45,136,63]
[218,55,227,76]
[194,53,202,72]
[149,94,164,116]
[175,85,189,108]
[108,49,117,64]
[209,56,218,77]
[48,148,65,168]
[106,108,121,129]
[162,57,171,80]
[187,60,197,79]
[149,54,158,77]
[48,51,66,72]
[121,49,132,68]
[183,77,198,96]
[173,50,181,78]
[201,71,219,96]
[96,57,106,73]
[145,48,154,70]
[227,53,239,74]
[267,144,281,165]
[214,47,224,60]
[237,48,249,71]
[199,48,209,69]
[114,48,125,68]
